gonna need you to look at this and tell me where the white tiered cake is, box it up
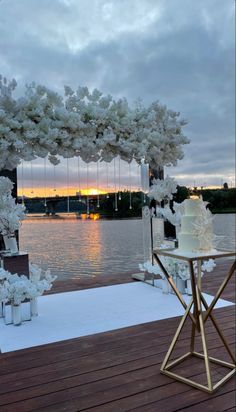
[178,198,214,252]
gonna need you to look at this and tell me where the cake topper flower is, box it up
[192,203,215,250]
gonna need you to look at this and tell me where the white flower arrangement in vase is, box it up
[0,265,57,324]
[0,176,26,252]
[139,257,216,296]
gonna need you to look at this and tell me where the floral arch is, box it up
[0,76,192,324]
[0,75,189,172]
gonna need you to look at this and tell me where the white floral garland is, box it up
[0,75,189,171]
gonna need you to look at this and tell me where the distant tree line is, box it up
[21,186,236,217]
[173,186,236,213]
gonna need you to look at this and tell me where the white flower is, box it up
[139,254,217,283]
[139,261,160,275]
[201,259,216,273]
[0,265,57,305]
[148,176,178,203]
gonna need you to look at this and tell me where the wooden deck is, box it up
[0,258,235,411]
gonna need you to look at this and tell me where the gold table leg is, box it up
[159,258,236,393]
[153,253,197,326]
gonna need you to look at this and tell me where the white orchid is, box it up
[201,259,216,273]
[139,261,161,275]
[0,268,11,281]
[148,176,178,203]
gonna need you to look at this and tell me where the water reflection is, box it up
[19,215,235,280]
[20,218,143,280]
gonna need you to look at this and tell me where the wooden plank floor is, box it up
[0,258,235,411]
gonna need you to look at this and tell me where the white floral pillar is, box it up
[0,169,18,251]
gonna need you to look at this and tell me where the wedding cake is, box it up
[178,197,214,252]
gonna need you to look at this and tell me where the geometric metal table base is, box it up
[160,300,236,393]
[161,352,236,393]
[153,249,236,393]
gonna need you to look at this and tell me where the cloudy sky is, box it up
[0,0,235,194]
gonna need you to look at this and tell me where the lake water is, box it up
[19,214,235,280]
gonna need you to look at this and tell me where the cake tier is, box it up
[181,215,198,233]
[178,233,201,252]
[178,233,213,252]
[184,199,202,216]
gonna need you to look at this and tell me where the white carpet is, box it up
[0,282,233,353]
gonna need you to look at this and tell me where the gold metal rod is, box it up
[213,369,236,391]
[193,352,236,369]
[189,261,200,331]
[153,253,196,325]
[165,352,192,370]
[204,260,236,321]
[161,299,194,371]
[195,283,213,391]
[190,321,196,353]
[197,260,202,290]
[161,370,213,393]
[201,294,236,363]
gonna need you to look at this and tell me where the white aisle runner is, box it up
[0,282,233,353]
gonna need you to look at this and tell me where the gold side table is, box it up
[153,248,236,393]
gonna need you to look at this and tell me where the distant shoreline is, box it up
[211,209,236,214]
[25,214,142,220]
[24,211,236,220]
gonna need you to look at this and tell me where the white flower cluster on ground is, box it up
[0,176,26,236]
[0,264,57,305]
[148,176,178,203]
[0,75,189,171]
[139,258,216,281]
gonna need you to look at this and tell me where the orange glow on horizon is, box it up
[19,186,108,198]
[80,188,107,196]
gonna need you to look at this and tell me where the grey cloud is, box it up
[0,0,235,186]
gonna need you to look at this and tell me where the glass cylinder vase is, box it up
[186,279,192,295]
[162,278,170,294]
[142,206,152,262]
[3,235,18,254]
[30,298,38,316]
[152,217,165,249]
[11,304,22,326]
[176,277,186,294]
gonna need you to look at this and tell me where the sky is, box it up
[0,0,235,196]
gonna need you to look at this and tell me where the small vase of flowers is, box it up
[0,266,57,325]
